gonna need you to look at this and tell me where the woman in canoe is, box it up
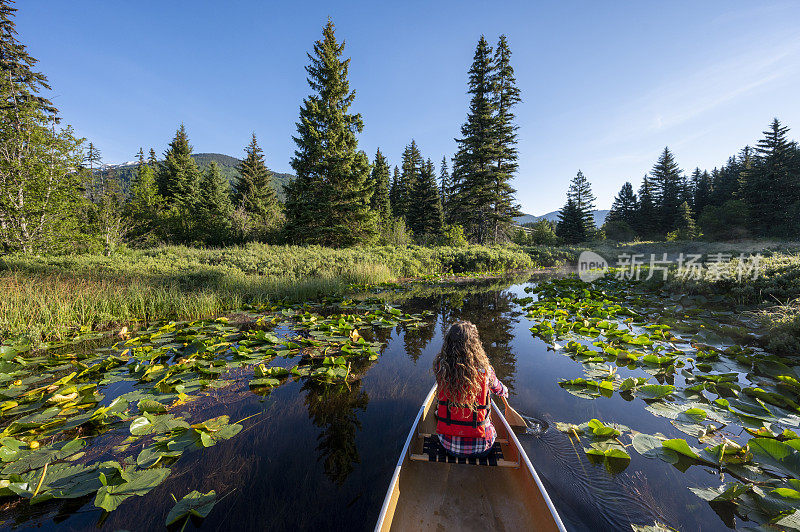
[433,320,509,458]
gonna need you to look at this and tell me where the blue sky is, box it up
[17,1,800,215]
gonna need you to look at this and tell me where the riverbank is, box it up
[0,244,534,344]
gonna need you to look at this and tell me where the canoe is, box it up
[375,385,566,532]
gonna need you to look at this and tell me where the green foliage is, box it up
[235,134,280,241]
[410,158,443,240]
[743,119,800,237]
[0,244,532,341]
[650,147,687,234]
[86,168,128,255]
[395,140,421,222]
[602,219,636,242]
[566,170,597,232]
[522,220,558,245]
[606,181,637,227]
[556,198,587,244]
[197,162,234,246]
[0,107,85,253]
[673,201,698,240]
[437,224,468,247]
[488,34,522,242]
[157,125,202,241]
[370,149,391,224]
[285,19,376,247]
[379,217,414,246]
[697,200,749,240]
[449,36,499,243]
[126,154,163,246]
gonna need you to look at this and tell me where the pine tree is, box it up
[674,201,698,240]
[127,149,162,245]
[90,167,127,255]
[85,142,102,174]
[0,1,84,253]
[197,161,234,245]
[397,140,423,223]
[489,34,522,242]
[235,133,279,235]
[556,198,586,244]
[389,165,402,217]
[566,170,597,234]
[649,147,685,234]
[370,148,391,224]
[284,19,376,246]
[157,124,201,209]
[743,118,798,235]
[691,168,712,216]
[450,36,498,243]
[135,147,145,172]
[409,158,443,239]
[710,156,740,207]
[635,175,658,239]
[439,156,450,222]
[147,148,158,168]
[606,181,637,227]
[0,0,56,116]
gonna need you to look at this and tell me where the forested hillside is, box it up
[98,153,293,202]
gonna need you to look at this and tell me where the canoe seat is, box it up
[410,436,517,467]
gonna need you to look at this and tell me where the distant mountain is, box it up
[515,209,609,228]
[98,153,294,202]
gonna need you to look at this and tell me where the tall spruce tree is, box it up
[439,156,450,222]
[198,161,234,245]
[0,0,56,116]
[147,148,158,168]
[566,170,597,233]
[409,158,443,239]
[397,140,423,223]
[635,175,657,238]
[556,198,586,244]
[649,147,685,234]
[370,149,391,224]
[450,36,498,242]
[236,133,280,232]
[0,0,84,253]
[489,34,522,242]
[674,201,698,240]
[743,119,798,235]
[607,181,637,227]
[389,165,402,217]
[156,124,202,241]
[284,19,376,246]
[158,124,201,209]
[127,148,162,244]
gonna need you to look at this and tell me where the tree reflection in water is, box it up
[302,379,369,486]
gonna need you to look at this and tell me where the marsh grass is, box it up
[0,244,531,342]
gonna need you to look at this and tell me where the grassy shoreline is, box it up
[0,244,534,343]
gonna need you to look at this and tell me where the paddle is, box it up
[501,396,528,429]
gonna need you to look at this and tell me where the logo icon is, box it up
[577,251,609,282]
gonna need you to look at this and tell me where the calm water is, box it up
[4,277,732,531]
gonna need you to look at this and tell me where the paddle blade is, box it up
[504,404,528,429]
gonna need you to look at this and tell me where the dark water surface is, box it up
[4,277,733,531]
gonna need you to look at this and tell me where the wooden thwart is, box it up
[409,435,520,468]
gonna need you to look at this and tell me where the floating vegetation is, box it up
[0,299,429,519]
[528,276,800,529]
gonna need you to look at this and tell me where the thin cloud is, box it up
[597,34,800,146]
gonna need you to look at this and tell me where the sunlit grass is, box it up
[0,244,532,342]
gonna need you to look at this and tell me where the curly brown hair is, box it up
[433,320,490,410]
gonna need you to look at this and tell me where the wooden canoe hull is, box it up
[376,385,566,531]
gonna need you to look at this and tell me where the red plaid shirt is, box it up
[437,366,508,456]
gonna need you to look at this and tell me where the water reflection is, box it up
[303,380,369,486]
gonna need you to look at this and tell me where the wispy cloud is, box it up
[596,33,800,147]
